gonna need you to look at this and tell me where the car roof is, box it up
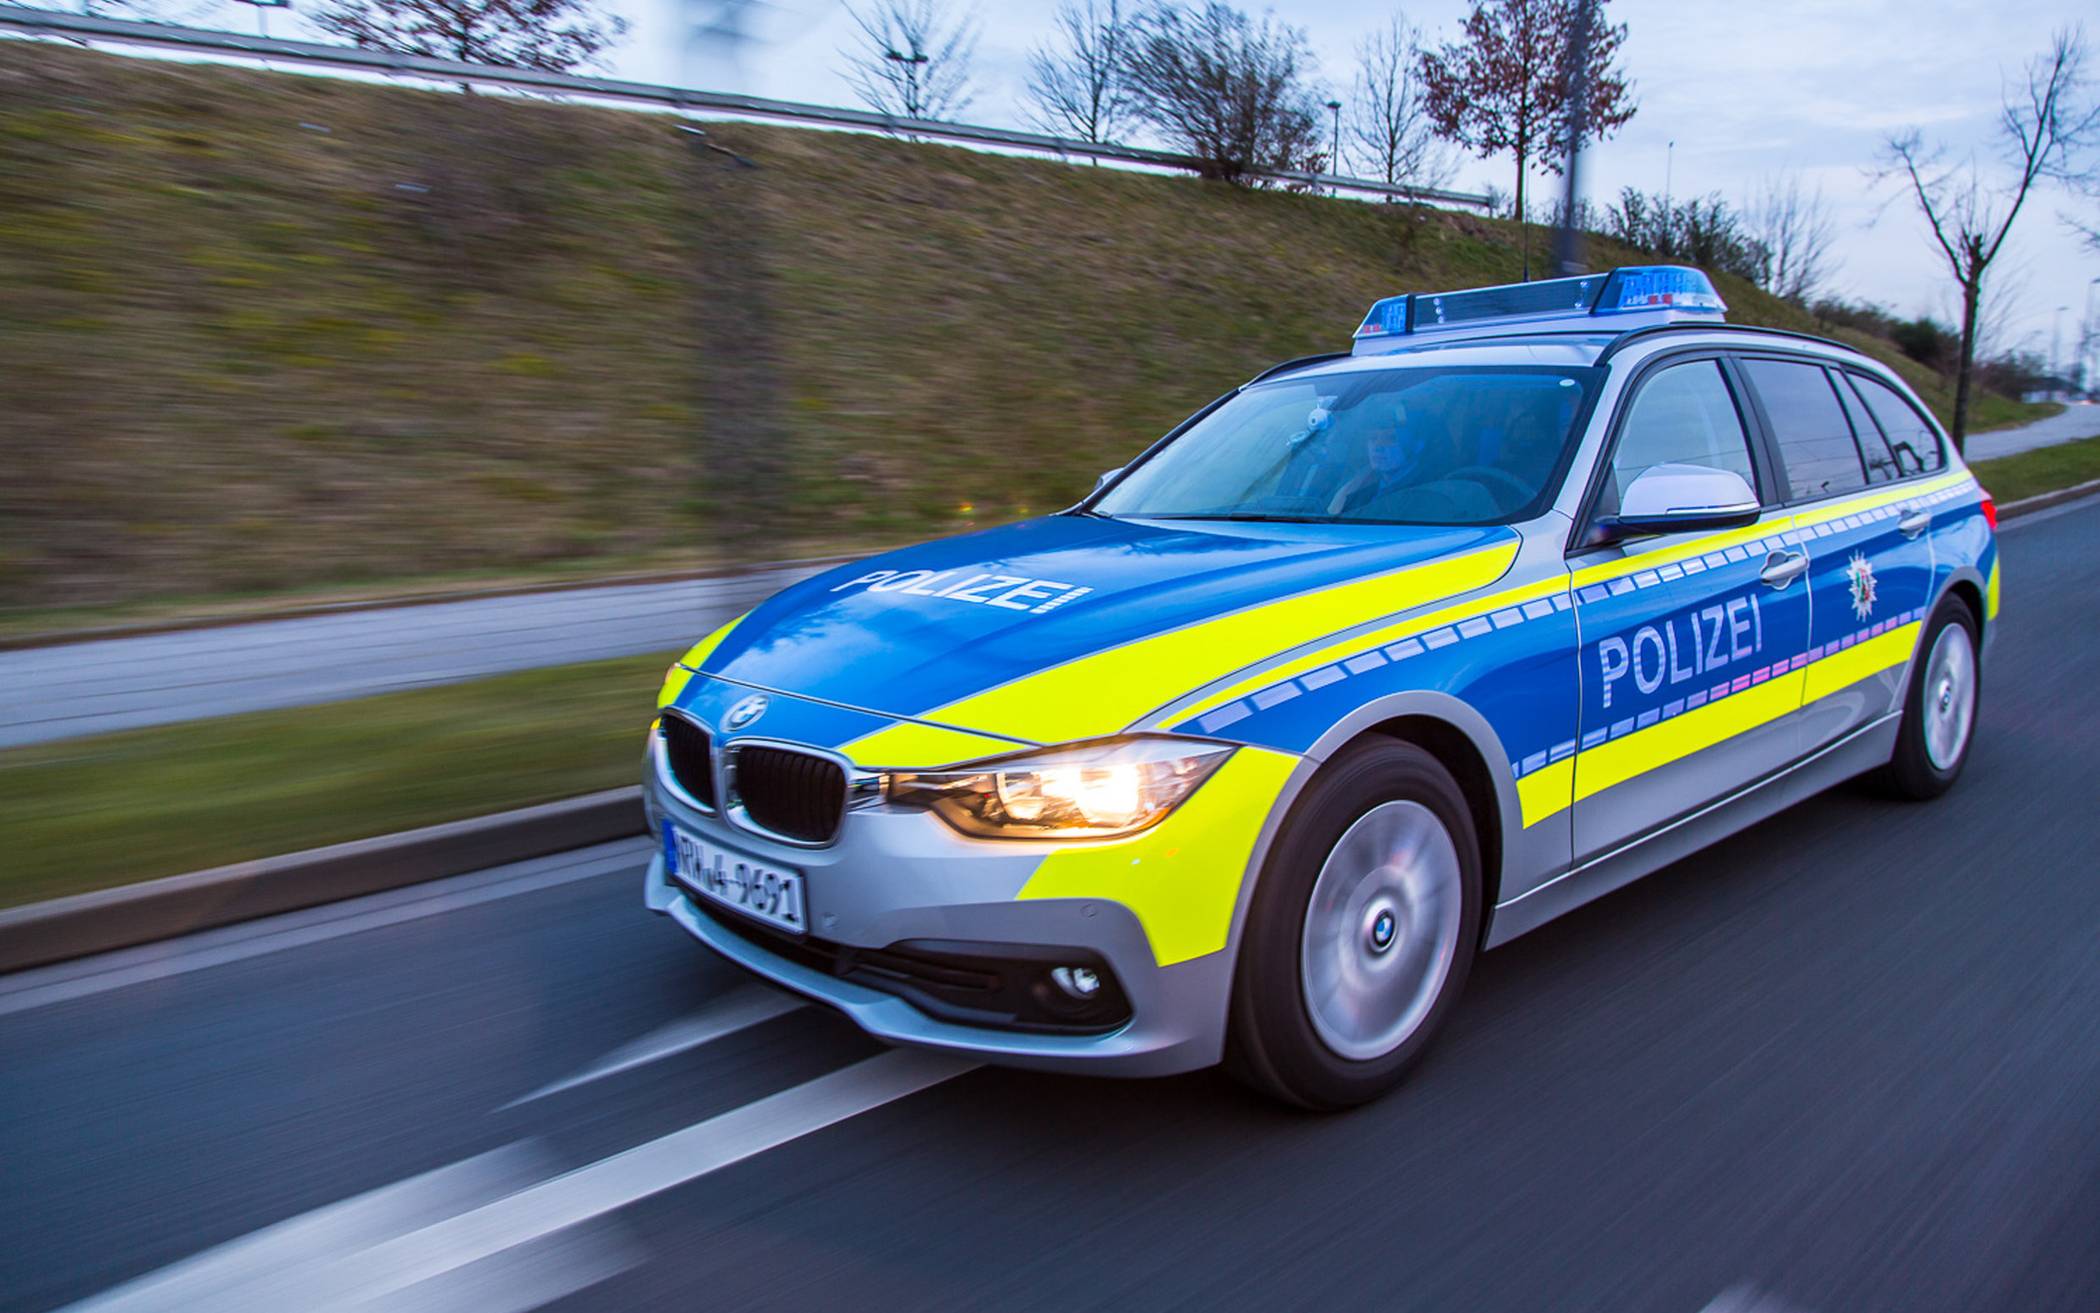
[1257,324,1878,387]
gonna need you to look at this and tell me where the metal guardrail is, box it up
[0,3,1491,210]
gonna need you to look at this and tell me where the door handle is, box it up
[1897,509,1931,539]
[1760,550,1809,589]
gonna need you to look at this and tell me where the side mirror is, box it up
[1604,462,1759,537]
[1093,467,1123,494]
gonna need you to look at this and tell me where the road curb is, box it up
[1997,477,2100,521]
[0,788,646,974]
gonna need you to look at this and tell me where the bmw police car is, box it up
[643,266,1998,1108]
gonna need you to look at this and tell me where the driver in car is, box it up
[1329,398,1442,515]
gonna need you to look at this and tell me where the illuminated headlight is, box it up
[886,737,1234,840]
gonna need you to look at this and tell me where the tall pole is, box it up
[2084,277,2100,397]
[2053,304,2069,399]
[1553,0,1595,276]
[1325,98,1342,192]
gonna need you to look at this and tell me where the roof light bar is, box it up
[1350,265,1727,355]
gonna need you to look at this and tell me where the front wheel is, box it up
[1875,597,1981,800]
[1227,740,1482,1110]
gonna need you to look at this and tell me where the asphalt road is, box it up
[0,564,824,749]
[2,499,2096,1313]
[1964,401,2099,461]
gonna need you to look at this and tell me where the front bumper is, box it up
[641,752,1241,1077]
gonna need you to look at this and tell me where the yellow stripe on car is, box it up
[1016,746,1300,967]
[906,542,1521,745]
[1986,559,2001,622]
[1575,669,1807,803]
[1516,756,1574,829]
[1801,622,1921,705]
[1162,571,1571,730]
[838,720,1033,769]
[658,610,752,708]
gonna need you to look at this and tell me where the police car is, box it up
[643,266,1997,1108]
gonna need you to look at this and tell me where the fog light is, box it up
[1050,965,1102,999]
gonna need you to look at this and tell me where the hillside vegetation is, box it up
[0,42,2048,614]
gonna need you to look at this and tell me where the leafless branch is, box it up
[1348,14,1455,190]
[1024,0,1131,145]
[838,0,979,122]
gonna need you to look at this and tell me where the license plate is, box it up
[665,823,808,936]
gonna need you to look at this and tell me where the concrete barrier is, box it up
[0,788,646,973]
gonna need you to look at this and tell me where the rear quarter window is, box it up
[1848,373,1947,477]
[1740,358,1868,501]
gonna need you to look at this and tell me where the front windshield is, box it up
[1093,365,1600,525]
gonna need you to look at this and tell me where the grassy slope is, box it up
[0,42,2052,619]
[1971,434,2100,503]
[0,650,673,906]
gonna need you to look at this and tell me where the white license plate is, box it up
[666,824,808,935]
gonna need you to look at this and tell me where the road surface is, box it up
[1966,401,2099,460]
[0,564,825,750]
[1,498,2094,1313]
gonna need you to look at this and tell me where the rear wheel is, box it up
[1876,597,1981,799]
[1227,740,1482,1110]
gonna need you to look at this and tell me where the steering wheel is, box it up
[1440,464,1534,509]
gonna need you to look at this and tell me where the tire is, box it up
[1875,596,1982,800]
[1226,739,1483,1110]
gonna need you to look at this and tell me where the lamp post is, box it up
[1325,99,1342,188]
[2084,276,2100,398]
[2055,304,2070,401]
[884,47,929,120]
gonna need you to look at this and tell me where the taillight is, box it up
[1979,493,1997,530]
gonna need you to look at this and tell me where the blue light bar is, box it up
[1350,265,1726,353]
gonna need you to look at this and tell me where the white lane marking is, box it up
[64,1049,975,1312]
[59,1144,574,1311]
[0,841,646,1019]
[501,985,808,1108]
[1698,1284,1814,1313]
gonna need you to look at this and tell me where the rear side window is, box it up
[1849,373,1947,477]
[1833,375,1901,484]
[1741,358,1866,501]
[1598,359,1758,518]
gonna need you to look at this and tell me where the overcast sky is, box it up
[202,0,2100,364]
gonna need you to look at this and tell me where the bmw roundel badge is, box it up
[722,694,769,732]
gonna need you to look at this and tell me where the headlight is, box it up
[887,737,1234,840]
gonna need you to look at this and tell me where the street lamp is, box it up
[2082,276,2100,399]
[884,47,929,121]
[1325,99,1342,185]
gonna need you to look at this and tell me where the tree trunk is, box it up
[1951,276,1980,456]
[1513,147,1527,226]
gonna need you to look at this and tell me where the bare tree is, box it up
[1025,0,1132,144]
[1747,173,1839,304]
[311,0,627,71]
[839,0,979,121]
[1878,26,2099,450]
[1349,14,1455,191]
[1120,2,1323,184]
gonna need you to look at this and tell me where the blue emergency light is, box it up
[1350,265,1727,354]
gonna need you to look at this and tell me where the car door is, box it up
[1737,358,1936,752]
[1569,356,1812,862]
